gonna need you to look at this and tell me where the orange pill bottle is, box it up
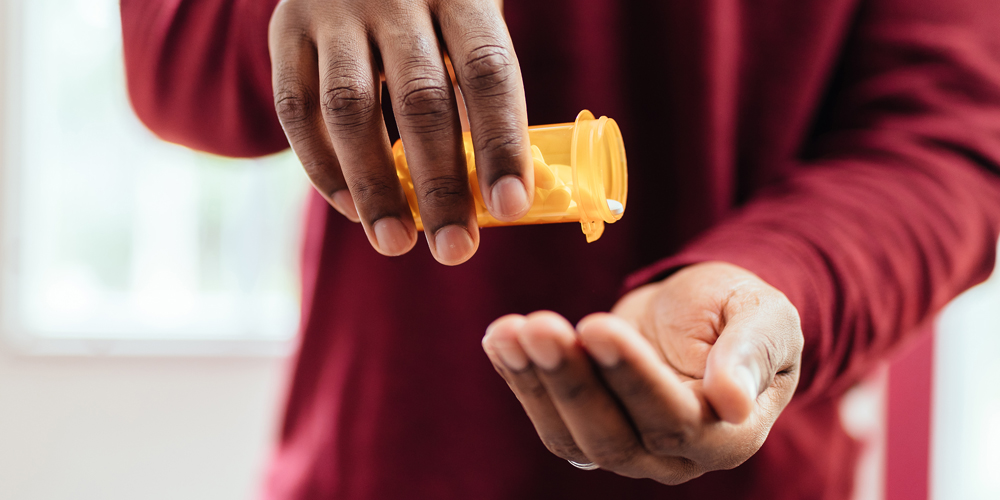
[392,110,627,242]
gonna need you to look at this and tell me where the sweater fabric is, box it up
[120,0,1000,498]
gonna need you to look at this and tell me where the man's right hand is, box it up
[268,0,533,265]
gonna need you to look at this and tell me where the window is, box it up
[1,0,307,355]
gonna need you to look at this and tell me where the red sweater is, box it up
[120,0,1000,498]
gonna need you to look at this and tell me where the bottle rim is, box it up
[572,110,628,225]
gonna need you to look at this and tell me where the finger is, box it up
[436,0,533,221]
[703,294,802,424]
[317,28,418,257]
[268,7,358,223]
[576,314,705,457]
[482,315,591,464]
[376,12,478,265]
[516,312,656,477]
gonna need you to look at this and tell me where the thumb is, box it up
[703,311,784,424]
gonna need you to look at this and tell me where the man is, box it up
[120,0,1000,498]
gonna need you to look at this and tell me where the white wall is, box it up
[0,352,287,500]
[0,4,290,499]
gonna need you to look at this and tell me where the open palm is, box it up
[483,262,803,484]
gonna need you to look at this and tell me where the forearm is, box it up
[628,0,1000,400]
[630,150,1000,400]
[120,0,286,157]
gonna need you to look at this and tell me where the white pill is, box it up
[607,199,624,215]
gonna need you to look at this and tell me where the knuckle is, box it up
[519,375,549,399]
[640,427,694,455]
[777,300,805,361]
[394,74,453,133]
[300,158,331,179]
[542,437,586,461]
[549,379,592,404]
[461,42,516,95]
[323,85,376,129]
[752,335,781,384]
[321,80,377,132]
[489,361,507,378]
[274,83,316,128]
[474,127,527,163]
[613,373,655,401]
[348,174,397,206]
[415,174,469,210]
[588,439,640,469]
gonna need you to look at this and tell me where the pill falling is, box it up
[607,199,624,215]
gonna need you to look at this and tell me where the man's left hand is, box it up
[482,262,804,484]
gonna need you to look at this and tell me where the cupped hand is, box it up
[269,0,532,265]
[482,262,804,484]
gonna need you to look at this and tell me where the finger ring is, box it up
[567,460,600,471]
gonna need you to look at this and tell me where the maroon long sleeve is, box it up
[121,0,284,157]
[121,0,1000,499]
[626,0,1000,401]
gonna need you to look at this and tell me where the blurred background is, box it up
[0,0,997,499]
[0,0,305,498]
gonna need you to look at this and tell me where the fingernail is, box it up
[373,218,412,256]
[521,334,562,371]
[489,175,530,219]
[330,190,360,222]
[733,365,759,402]
[584,339,619,367]
[493,339,529,371]
[432,225,475,265]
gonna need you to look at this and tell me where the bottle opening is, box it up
[598,117,627,222]
[573,111,627,226]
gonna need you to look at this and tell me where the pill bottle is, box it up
[392,110,627,242]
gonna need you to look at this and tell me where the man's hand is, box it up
[269,0,531,265]
[482,262,804,484]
